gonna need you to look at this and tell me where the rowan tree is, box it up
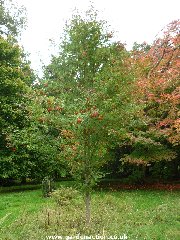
[44,7,142,224]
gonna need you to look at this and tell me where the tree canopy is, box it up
[0,4,179,189]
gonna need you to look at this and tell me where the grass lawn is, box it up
[0,182,179,240]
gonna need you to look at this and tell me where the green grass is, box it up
[0,188,50,227]
[0,183,179,240]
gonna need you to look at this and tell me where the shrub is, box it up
[50,186,79,206]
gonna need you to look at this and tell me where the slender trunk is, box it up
[83,126,91,225]
[21,177,26,184]
[142,165,146,179]
[85,190,91,225]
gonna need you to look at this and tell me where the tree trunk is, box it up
[21,177,26,184]
[142,165,146,179]
[84,127,91,225]
[85,190,91,225]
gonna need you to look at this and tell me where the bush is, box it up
[50,186,79,206]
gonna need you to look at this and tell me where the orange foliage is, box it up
[132,20,180,145]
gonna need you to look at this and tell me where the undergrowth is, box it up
[0,185,179,240]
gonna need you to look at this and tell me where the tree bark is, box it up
[83,126,92,225]
[85,190,91,225]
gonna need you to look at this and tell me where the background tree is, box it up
[0,0,35,183]
[0,0,26,37]
[0,36,67,183]
[133,20,179,145]
[13,85,69,181]
[0,0,66,183]
[124,20,180,181]
[0,36,34,181]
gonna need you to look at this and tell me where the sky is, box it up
[16,0,180,76]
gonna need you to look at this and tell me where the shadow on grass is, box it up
[0,184,42,193]
[0,179,75,194]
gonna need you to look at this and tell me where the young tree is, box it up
[44,7,141,224]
